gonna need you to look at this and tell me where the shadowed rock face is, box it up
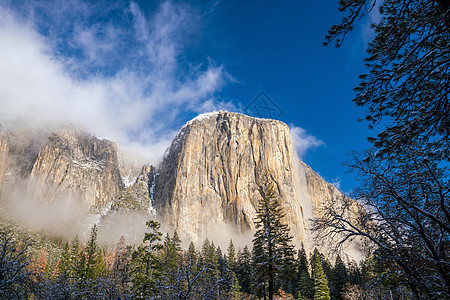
[154,111,345,246]
[29,127,124,210]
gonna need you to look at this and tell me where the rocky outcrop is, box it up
[29,127,124,210]
[0,125,50,193]
[154,111,321,245]
[111,164,156,213]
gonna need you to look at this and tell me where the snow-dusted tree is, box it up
[296,245,313,300]
[223,239,240,299]
[252,173,295,300]
[317,1,450,299]
[158,231,183,298]
[199,239,221,299]
[312,249,330,300]
[113,235,132,294]
[0,230,35,298]
[85,225,100,279]
[236,245,252,294]
[131,220,163,298]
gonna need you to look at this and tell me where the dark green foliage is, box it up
[252,173,296,300]
[330,255,347,300]
[59,242,71,277]
[187,241,198,274]
[223,239,240,299]
[216,245,226,276]
[159,231,182,298]
[296,246,313,299]
[199,239,220,299]
[312,250,330,300]
[131,220,163,298]
[236,245,252,294]
[326,0,449,160]
[85,225,100,279]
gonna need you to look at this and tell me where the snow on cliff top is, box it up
[185,111,220,126]
[184,111,283,127]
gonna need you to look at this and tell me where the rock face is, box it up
[1,113,351,251]
[29,127,124,210]
[112,164,156,213]
[154,111,340,246]
[0,124,155,215]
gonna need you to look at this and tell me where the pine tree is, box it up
[200,239,220,299]
[236,245,252,294]
[252,172,295,300]
[330,255,348,300]
[187,241,198,274]
[70,235,81,279]
[160,231,183,297]
[85,224,99,279]
[113,235,131,291]
[131,220,163,298]
[223,239,240,299]
[296,246,313,299]
[59,242,71,278]
[216,245,226,277]
[312,250,330,300]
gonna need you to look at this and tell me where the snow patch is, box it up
[185,111,220,126]
[122,174,137,188]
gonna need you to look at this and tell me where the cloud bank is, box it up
[0,0,234,163]
[289,124,324,158]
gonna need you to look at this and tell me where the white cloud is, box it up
[289,124,324,158]
[0,1,229,164]
[330,177,341,190]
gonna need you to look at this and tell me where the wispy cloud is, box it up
[0,0,233,163]
[289,124,324,158]
[361,0,382,44]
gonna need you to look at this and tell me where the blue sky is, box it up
[0,0,378,193]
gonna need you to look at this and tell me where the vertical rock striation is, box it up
[29,126,124,210]
[154,111,333,246]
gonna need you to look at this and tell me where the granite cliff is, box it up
[0,113,350,250]
[154,111,347,247]
[0,125,152,214]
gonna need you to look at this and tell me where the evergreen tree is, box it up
[236,245,252,294]
[70,235,81,279]
[320,1,450,298]
[58,242,71,278]
[278,245,297,296]
[312,250,330,300]
[85,224,99,279]
[187,241,198,274]
[296,246,313,299]
[330,255,348,300]
[0,231,35,298]
[131,220,163,298]
[160,231,183,297]
[252,173,295,300]
[113,235,132,292]
[199,239,220,299]
[216,245,226,277]
[223,239,240,299]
